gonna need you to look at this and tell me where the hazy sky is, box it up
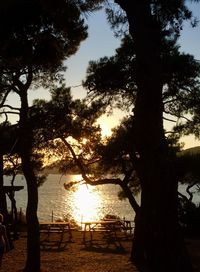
[179,3,200,61]
[27,9,120,103]
[168,3,200,149]
[67,4,200,148]
[7,8,122,134]
[65,4,200,149]
[6,3,200,148]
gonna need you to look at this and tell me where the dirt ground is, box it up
[2,231,200,272]
[2,231,138,272]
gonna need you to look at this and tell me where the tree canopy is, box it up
[0,0,89,106]
[83,34,200,130]
[0,1,100,271]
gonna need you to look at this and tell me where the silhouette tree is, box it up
[108,2,198,271]
[0,1,95,270]
[28,84,105,167]
[82,1,200,271]
[177,150,200,200]
[83,27,200,268]
[0,122,19,247]
[84,35,200,123]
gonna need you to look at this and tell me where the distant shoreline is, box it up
[41,167,80,175]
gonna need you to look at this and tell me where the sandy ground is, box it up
[2,231,200,272]
[2,231,138,272]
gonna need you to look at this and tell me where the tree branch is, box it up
[163,116,177,122]
[1,111,20,116]
[2,105,20,111]
[25,65,33,89]
[0,89,12,108]
[61,136,140,213]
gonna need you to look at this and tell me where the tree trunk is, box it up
[0,153,8,218]
[22,155,40,272]
[116,1,193,271]
[0,153,14,249]
[0,153,13,244]
[19,90,40,272]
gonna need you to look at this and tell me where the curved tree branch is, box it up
[0,89,12,108]
[2,105,20,111]
[61,136,140,213]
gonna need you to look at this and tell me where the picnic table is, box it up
[82,219,134,244]
[82,220,124,246]
[120,220,134,235]
[39,221,73,250]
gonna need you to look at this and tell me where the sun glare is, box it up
[71,184,102,223]
[81,138,88,145]
[97,115,120,138]
[100,123,112,137]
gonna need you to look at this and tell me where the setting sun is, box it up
[97,114,120,137]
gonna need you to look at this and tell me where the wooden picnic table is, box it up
[120,220,134,235]
[82,220,122,244]
[39,221,73,250]
[82,219,134,244]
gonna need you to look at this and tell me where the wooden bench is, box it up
[119,220,134,236]
[82,220,122,247]
[39,222,73,250]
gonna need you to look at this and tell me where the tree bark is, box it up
[0,153,8,218]
[22,154,40,272]
[19,90,40,272]
[116,1,193,271]
[0,153,13,243]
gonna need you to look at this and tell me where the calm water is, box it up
[4,174,136,223]
[4,174,199,224]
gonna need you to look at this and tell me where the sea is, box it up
[4,174,136,224]
[4,174,200,224]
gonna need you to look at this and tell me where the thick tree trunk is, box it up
[22,155,40,272]
[0,153,8,217]
[116,1,193,271]
[0,153,14,248]
[19,90,40,272]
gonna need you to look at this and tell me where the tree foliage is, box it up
[0,1,100,271]
[29,85,104,172]
[84,34,200,126]
[0,0,89,102]
[82,1,200,271]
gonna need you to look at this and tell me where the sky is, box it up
[5,3,200,149]
[7,8,123,137]
[172,3,200,149]
[179,4,200,61]
[67,3,200,149]
[64,10,122,136]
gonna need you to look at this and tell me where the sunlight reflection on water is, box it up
[4,174,199,224]
[72,184,103,222]
[4,174,136,223]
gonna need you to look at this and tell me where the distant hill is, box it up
[41,165,80,175]
[41,146,200,174]
[180,146,200,155]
